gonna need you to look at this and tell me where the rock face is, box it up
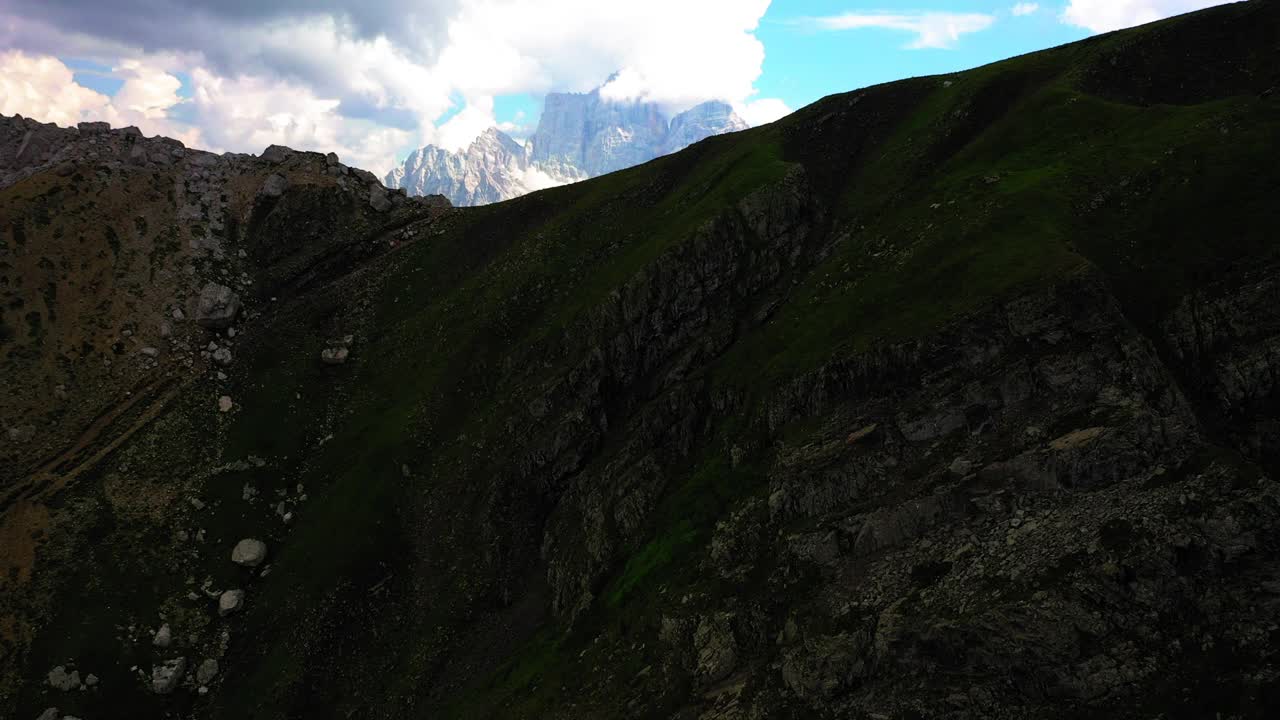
[384,83,749,206]
[385,128,543,207]
[194,283,242,329]
[231,539,267,567]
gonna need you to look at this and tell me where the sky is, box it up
[0,0,1241,177]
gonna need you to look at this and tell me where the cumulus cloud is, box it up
[1011,3,1041,16]
[807,12,997,49]
[736,98,792,127]
[1061,0,1236,34]
[0,51,110,126]
[0,0,783,172]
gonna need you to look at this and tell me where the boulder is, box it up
[194,283,241,329]
[369,185,392,212]
[76,121,109,134]
[151,657,186,694]
[231,538,267,567]
[196,658,219,684]
[152,623,172,648]
[260,173,288,198]
[320,347,350,365]
[46,666,79,691]
[218,589,245,617]
[260,144,294,163]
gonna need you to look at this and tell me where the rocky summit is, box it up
[384,84,749,206]
[3,2,1280,719]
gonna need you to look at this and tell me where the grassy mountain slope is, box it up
[4,2,1280,718]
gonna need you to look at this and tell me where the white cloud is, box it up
[187,68,411,175]
[736,97,792,126]
[0,50,201,146]
[1061,0,1236,33]
[809,12,997,49]
[1012,3,1041,16]
[0,50,110,126]
[0,1,779,174]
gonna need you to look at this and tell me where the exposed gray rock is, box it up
[218,589,245,616]
[260,144,293,163]
[152,623,172,648]
[260,173,288,198]
[320,346,350,365]
[36,708,59,720]
[231,538,267,566]
[46,666,79,691]
[196,658,219,684]
[368,185,392,212]
[194,283,241,329]
[212,347,233,366]
[693,614,737,684]
[218,396,233,413]
[151,657,186,694]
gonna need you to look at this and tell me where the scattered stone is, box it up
[151,657,186,694]
[47,666,79,691]
[231,538,267,567]
[196,658,219,685]
[36,708,59,720]
[320,346,350,365]
[949,457,975,476]
[84,673,98,687]
[153,623,172,648]
[159,321,173,338]
[77,121,110,134]
[194,282,242,329]
[212,347,233,366]
[218,589,245,617]
[54,384,68,401]
[326,152,340,166]
[140,346,159,358]
[172,307,185,321]
[189,498,206,511]
[218,396,233,413]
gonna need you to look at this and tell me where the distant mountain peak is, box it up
[386,81,748,206]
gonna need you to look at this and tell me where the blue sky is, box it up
[755,1,1089,108]
[0,1,1237,174]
